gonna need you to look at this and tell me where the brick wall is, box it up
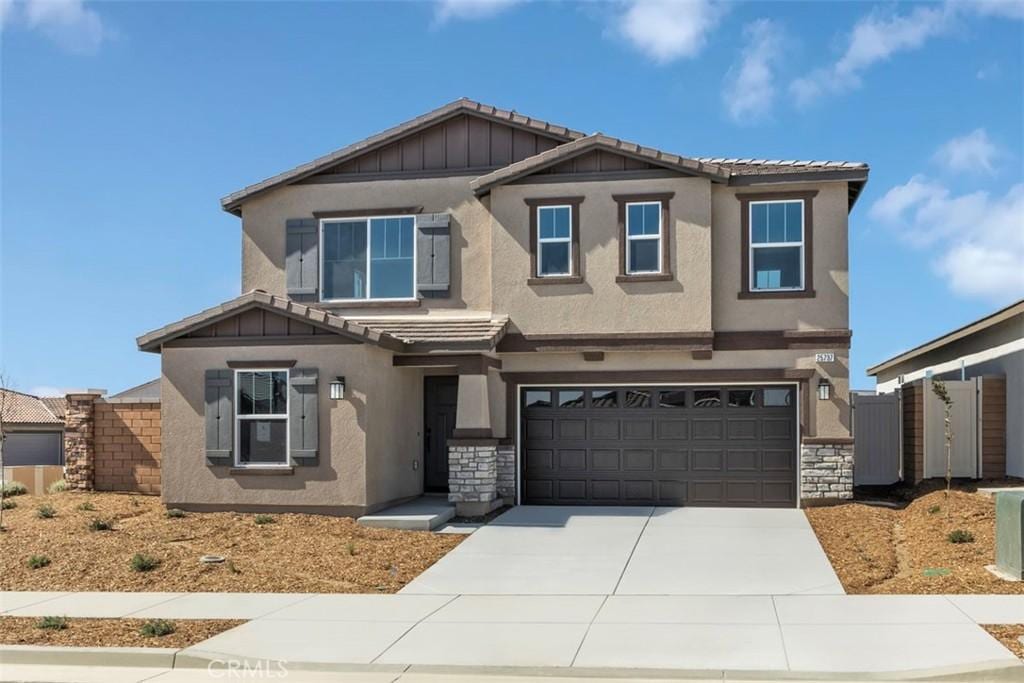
[93,401,161,494]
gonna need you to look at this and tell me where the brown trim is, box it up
[738,190,817,299]
[226,360,298,369]
[729,169,868,186]
[501,369,814,384]
[525,196,584,281]
[164,335,359,349]
[713,329,851,351]
[320,300,422,309]
[582,351,605,362]
[228,467,296,476]
[509,169,683,185]
[393,354,501,373]
[614,193,674,279]
[451,428,493,440]
[691,349,713,360]
[403,339,499,354]
[302,169,494,185]
[498,331,714,352]
[801,436,855,445]
[312,206,422,219]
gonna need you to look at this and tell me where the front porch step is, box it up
[356,497,455,531]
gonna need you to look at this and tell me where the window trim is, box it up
[536,204,573,278]
[318,214,418,303]
[234,368,290,469]
[748,199,805,292]
[614,192,674,282]
[625,201,663,275]
[737,190,817,299]
[525,196,584,285]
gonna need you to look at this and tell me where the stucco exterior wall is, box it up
[161,342,420,513]
[711,181,850,332]
[240,177,492,314]
[489,177,713,335]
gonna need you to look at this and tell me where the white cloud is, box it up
[722,19,785,123]
[870,177,1024,302]
[433,0,522,23]
[959,0,1024,20]
[1,0,107,54]
[617,0,726,63]
[933,128,1001,174]
[790,5,951,106]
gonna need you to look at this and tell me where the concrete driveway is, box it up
[401,505,844,595]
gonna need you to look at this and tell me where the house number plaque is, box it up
[815,352,835,363]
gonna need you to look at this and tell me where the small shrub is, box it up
[131,553,160,572]
[254,514,275,525]
[28,555,51,569]
[35,504,56,519]
[88,518,113,532]
[76,501,96,511]
[139,619,175,637]
[36,616,68,631]
[47,479,69,494]
[948,529,975,544]
[165,508,186,519]
[928,505,941,515]
[1,499,16,510]
[2,481,28,497]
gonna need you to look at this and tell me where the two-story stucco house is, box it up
[138,99,869,515]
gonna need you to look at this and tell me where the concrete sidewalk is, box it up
[4,592,1021,677]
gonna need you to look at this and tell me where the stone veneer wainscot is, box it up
[801,441,854,501]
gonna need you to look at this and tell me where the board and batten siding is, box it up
[981,376,1007,479]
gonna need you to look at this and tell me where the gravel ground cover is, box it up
[0,617,243,648]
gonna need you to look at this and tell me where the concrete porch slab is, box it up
[357,498,455,531]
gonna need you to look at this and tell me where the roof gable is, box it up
[470,134,730,195]
[221,99,584,214]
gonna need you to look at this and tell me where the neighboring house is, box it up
[0,389,65,467]
[136,98,868,515]
[109,379,161,402]
[867,298,1023,478]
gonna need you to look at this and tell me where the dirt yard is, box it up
[983,625,1024,660]
[0,492,461,593]
[0,617,243,648]
[806,485,1023,594]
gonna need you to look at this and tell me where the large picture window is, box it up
[626,202,662,274]
[536,205,572,277]
[750,200,804,291]
[235,370,288,467]
[321,216,415,300]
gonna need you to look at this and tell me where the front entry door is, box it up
[424,376,458,492]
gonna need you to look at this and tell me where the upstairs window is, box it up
[236,370,288,467]
[536,205,572,277]
[750,200,804,291]
[321,216,415,300]
[625,202,662,274]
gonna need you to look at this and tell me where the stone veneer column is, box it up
[800,440,854,502]
[447,441,500,516]
[63,390,105,491]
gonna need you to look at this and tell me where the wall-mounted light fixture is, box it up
[330,376,346,400]
[817,379,831,401]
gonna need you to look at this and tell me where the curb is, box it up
[3,645,1022,681]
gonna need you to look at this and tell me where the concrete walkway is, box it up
[401,506,844,595]
[3,591,1022,676]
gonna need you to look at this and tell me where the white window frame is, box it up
[749,199,805,292]
[536,204,572,278]
[319,215,418,303]
[234,368,290,469]
[625,201,663,275]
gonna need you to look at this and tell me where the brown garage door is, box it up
[521,385,798,507]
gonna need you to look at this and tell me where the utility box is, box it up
[995,491,1024,580]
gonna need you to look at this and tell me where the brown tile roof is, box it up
[694,158,869,176]
[351,316,510,351]
[39,396,67,420]
[221,98,585,214]
[0,389,64,426]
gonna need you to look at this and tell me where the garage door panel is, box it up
[558,450,587,470]
[590,450,621,470]
[692,418,724,440]
[522,385,797,507]
[657,449,688,470]
[590,419,621,439]
[623,449,654,471]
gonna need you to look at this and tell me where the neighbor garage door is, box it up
[3,431,64,466]
[521,385,797,507]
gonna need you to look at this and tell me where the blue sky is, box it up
[1,0,1022,395]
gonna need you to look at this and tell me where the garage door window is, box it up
[624,389,652,408]
[659,390,687,408]
[591,389,618,408]
[764,388,793,406]
[524,390,552,409]
[728,390,757,407]
[694,389,722,407]
[558,390,584,408]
